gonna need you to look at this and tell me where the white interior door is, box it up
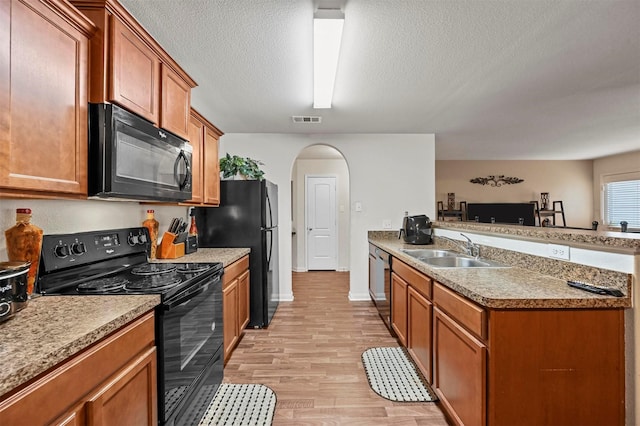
[306,176,337,270]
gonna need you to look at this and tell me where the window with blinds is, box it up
[603,177,640,229]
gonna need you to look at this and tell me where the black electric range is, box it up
[37,227,224,426]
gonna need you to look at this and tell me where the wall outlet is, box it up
[548,244,570,260]
[382,220,392,229]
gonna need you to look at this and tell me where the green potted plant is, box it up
[219,154,265,180]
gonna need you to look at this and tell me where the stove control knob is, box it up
[138,233,148,244]
[128,233,139,246]
[70,242,87,256]
[54,244,70,258]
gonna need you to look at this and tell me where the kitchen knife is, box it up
[169,218,178,234]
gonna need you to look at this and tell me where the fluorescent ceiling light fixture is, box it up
[313,9,344,109]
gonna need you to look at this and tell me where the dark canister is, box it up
[0,261,30,322]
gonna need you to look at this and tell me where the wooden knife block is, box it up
[156,232,185,259]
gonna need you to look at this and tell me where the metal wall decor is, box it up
[469,175,524,187]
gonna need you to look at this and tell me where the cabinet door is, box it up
[433,306,486,426]
[85,347,158,426]
[391,272,408,346]
[0,0,89,196]
[407,286,432,383]
[223,279,239,363]
[203,126,220,205]
[238,270,250,331]
[160,64,191,139]
[109,17,160,124]
[186,114,204,204]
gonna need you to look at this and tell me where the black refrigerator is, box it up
[195,180,279,328]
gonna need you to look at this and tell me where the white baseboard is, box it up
[348,292,372,301]
[292,267,350,272]
[278,293,294,302]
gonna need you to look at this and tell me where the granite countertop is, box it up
[153,248,250,267]
[0,295,159,398]
[369,236,632,310]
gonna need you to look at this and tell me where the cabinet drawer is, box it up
[223,255,249,288]
[433,282,486,340]
[393,259,432,299]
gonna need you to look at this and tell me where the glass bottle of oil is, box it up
[4,208,43,295]
[143,209,159,259]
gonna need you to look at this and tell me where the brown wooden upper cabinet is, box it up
[72,0,196,140]
[184,109,223,206]
[0,0,95,199]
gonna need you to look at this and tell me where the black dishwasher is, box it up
[368,244,393,333]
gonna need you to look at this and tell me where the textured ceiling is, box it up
[118,0,640,160]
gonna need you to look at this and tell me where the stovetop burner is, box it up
[131,264,177,276]
[77,277,129,293]
[124,275,183,292]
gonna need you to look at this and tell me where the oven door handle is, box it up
[164,284,207,311]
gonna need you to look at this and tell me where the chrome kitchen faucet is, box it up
[439,233,481,258]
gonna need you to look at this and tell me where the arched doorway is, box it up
[291,145,350,274]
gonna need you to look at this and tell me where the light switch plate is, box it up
[548,244,570,260]
[355,202,362,212]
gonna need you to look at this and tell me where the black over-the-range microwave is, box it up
[88,103,193,202]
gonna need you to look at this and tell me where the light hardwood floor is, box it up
[223,271,450,425]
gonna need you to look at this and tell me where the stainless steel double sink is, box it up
[400,248,510,269]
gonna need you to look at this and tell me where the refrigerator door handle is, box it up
[265,228,273,268]
[266,190,274,229]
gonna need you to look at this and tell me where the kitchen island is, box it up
[370,226,633,425]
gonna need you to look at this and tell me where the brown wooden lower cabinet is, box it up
[389,255,626,426]
[238,269,250,331]
[223,255,250,364]
[433,306,487,426]
[407,286,433,383]
[0,312,157,426]
[487,308,625,426]
[390,272,408,346]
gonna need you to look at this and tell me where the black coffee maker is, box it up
[398,213,433,245]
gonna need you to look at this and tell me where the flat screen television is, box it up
[467,203,536,226]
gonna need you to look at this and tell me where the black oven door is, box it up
[89,103,192,202]
[157,274,223,424]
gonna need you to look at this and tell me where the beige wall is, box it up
[592,150,640,227]
[436,160,594,228]
[220,133,436,301]
[292,157,350,272]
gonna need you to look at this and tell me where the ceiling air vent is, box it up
[292,116,322,123]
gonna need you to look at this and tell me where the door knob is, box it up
[308,228,313,231]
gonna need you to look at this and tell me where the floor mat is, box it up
[198,384,276,426]
[362,347,438,402]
